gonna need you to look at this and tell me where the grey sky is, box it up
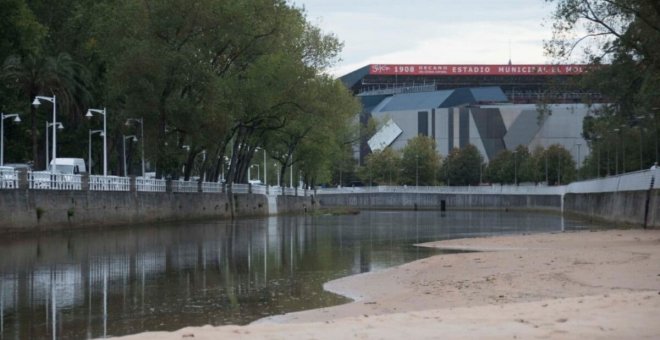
[291,0,564,76]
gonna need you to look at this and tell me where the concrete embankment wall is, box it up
[317,193,561,211]
[0,190,310,232]
[564,189,659,228]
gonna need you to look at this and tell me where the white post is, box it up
[46,121,49,168]
[0,114,4,166]
[263,149,267,186]
[140,118,145,177]
[52,96,57,173]
[88,130,92,174]
[103,108,108,177]
[123,136,127,177]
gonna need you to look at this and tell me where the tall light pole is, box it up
[88,129,103,174]
[575,142,581,180]
[1,113,21,166]
[126,117,145,176]
[86,108,108,176]
[415,155,419,187]
[32,95,57,172]
[123,135,137,177]
[263,149,267,186]
[514,150,518,185]
[45,122,63,168]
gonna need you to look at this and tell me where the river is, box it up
[0,210,596,339]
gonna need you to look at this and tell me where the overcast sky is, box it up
[290,0,569,77]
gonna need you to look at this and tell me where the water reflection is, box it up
[0,210,592,339]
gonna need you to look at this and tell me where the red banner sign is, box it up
[369,64,588,76]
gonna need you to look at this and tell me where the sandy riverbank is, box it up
[111,229,660,339]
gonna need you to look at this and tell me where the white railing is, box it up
[251,184,268,195]
[172,180,197,193]
[136,178,166,192]
[566,169,656,193]
[16,171,656,196]
[29,172,82,190]
[0,169,17,189]
[314,169,658,196]
[201,181,223,193]
[89,175,130,191]
[230,183,250,194]
[315,184,564,196]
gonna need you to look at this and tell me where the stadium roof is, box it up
[374,87,507,113]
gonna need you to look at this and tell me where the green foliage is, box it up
[359,147,402,185]
[1,0,356,184]
[400,136,441,186]
[441,144,483,186]
[546,0,660,177]
[485,144,575,185]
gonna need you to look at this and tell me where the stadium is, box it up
[340,64,602,165]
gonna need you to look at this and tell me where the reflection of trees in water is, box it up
[0,211,577,339]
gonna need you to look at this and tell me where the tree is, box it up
[485,149,514,184]
[441,145,483,186]
[359,147,401,185]
[546,0,660,175]
[400,136,441,186]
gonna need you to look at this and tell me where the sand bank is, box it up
[112,229,660,339]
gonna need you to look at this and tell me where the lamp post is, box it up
[86,108,108,176]
[249,164,260,182]
[613,128,620,174]
[88,129,103,174]
[32,95,57,172]
[123,135,138,177]
[514,150,518,185]
[45,122,64,169]
[415,155,419,187]
[263,149,267,187]
[126,117,145,177]
[1,113,21,166]
[575,142,581,180]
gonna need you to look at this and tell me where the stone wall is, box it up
[564,189,659,228]
[0,190,269,232]
[317,193,561,211]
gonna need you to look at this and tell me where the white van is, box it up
[49,158,87,174]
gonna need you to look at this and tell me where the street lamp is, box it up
[1,112,21,166]
[45,121,64,169]
[123,135,138,177]
[86,107,108,176]
[249,164,260,182]
[88,129,103,174]
[126,117,145,176]
[33,95,57,172]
